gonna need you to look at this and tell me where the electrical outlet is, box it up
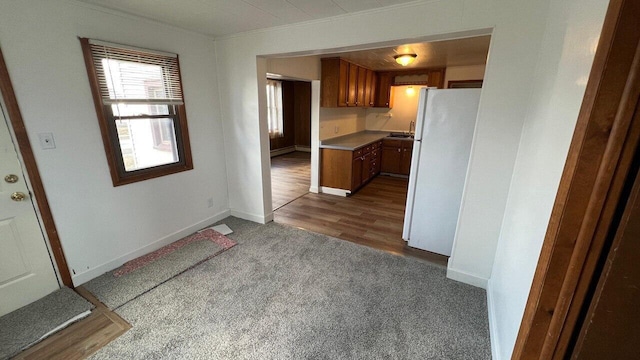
[38,132,56,149]
[207,197,214,208]
[334,126,339,134]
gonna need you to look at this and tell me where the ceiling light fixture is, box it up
[394,53,417,66]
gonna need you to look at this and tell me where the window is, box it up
[266,79,284,139]
[80,38,193,186]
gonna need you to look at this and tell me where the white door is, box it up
[0,101,59,317]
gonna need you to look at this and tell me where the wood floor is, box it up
[12,287,130,360]
[271,151,311,210]
[273,155,448,267]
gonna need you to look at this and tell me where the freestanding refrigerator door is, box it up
[403,88,429,241]
[407,89,481,256]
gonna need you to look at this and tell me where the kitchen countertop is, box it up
[320,131,413,151]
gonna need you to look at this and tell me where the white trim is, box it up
[270,146,295,157]
[230,209,271,224]
[320,186,350,197]
[294,145,311,152]
[309,186,319,194]
[446,265,488,289]
[486,279,502,360]
[72,209,231,285]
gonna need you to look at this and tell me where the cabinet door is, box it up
[357,67,367,107]
[371,148,381,175]
[351,155,363,190]
[347,63,358,107]
[375,72,393,108]
[369,72,377,107]
[428,69,446,89]
[400,141,413,175]
[361,152,372,185]
[338,60,349,106]
[381,145,402,173]
[363,69,373,107]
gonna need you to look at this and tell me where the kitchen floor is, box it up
[272,154,448,266]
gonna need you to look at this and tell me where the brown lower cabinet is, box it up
[321,141,383,193]
[381,139,413,175]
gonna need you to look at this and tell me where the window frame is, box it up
[80,38,193,186]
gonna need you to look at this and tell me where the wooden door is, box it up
[0,101,59,316]
[571,163,640,359]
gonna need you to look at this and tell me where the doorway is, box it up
[267,76,313,211]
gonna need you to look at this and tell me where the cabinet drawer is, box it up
[364,145,372,153]
[353,149,363,158]
[383,139,402,148]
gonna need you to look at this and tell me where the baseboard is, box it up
[446,265,488,289]
[270,146,295,157]
[309,186,319,194]
[71,209,231,286]
[295,145,311,152]
[320,186,350,197]
[486,279,502,360]
[230,209,271,224]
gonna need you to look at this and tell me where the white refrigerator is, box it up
[402,88,481,256]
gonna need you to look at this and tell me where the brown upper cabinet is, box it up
[322,58,377,108]
[321,57,446,109]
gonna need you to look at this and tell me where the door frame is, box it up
[512,0,640,358]
[0,47,72,287]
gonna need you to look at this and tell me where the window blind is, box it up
[88,39,184,105]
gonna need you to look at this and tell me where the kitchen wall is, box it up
[444,64,486,87]
[0,0,229,285]
[319,107,367,140]
[485,0,608,357]
[365,86,419,132]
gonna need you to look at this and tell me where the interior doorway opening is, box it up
[265,74,313,211]
[258,31,491,266]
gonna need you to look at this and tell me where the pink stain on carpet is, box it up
[113,229,236,277]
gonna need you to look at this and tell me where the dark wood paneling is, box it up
[294,81,311,147]
[0,48,73,287]
[513,0,640,358]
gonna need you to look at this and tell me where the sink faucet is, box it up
[409,120,416,134]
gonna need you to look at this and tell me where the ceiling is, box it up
[320,36,491,71]
[77,0,419,38]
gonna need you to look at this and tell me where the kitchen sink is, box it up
[388,132,414,139]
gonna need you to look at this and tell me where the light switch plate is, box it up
[38,133,56,149]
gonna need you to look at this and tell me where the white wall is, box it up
[366,86,420,132]
[0,0,229,285]
[486,0,608,358]
[215,0,556,290]
[319,108,367,140]
[266,56,320,80]
[444,64,486,87]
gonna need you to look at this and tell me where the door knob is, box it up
[11,192,26,201]
[4,174,19,183]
